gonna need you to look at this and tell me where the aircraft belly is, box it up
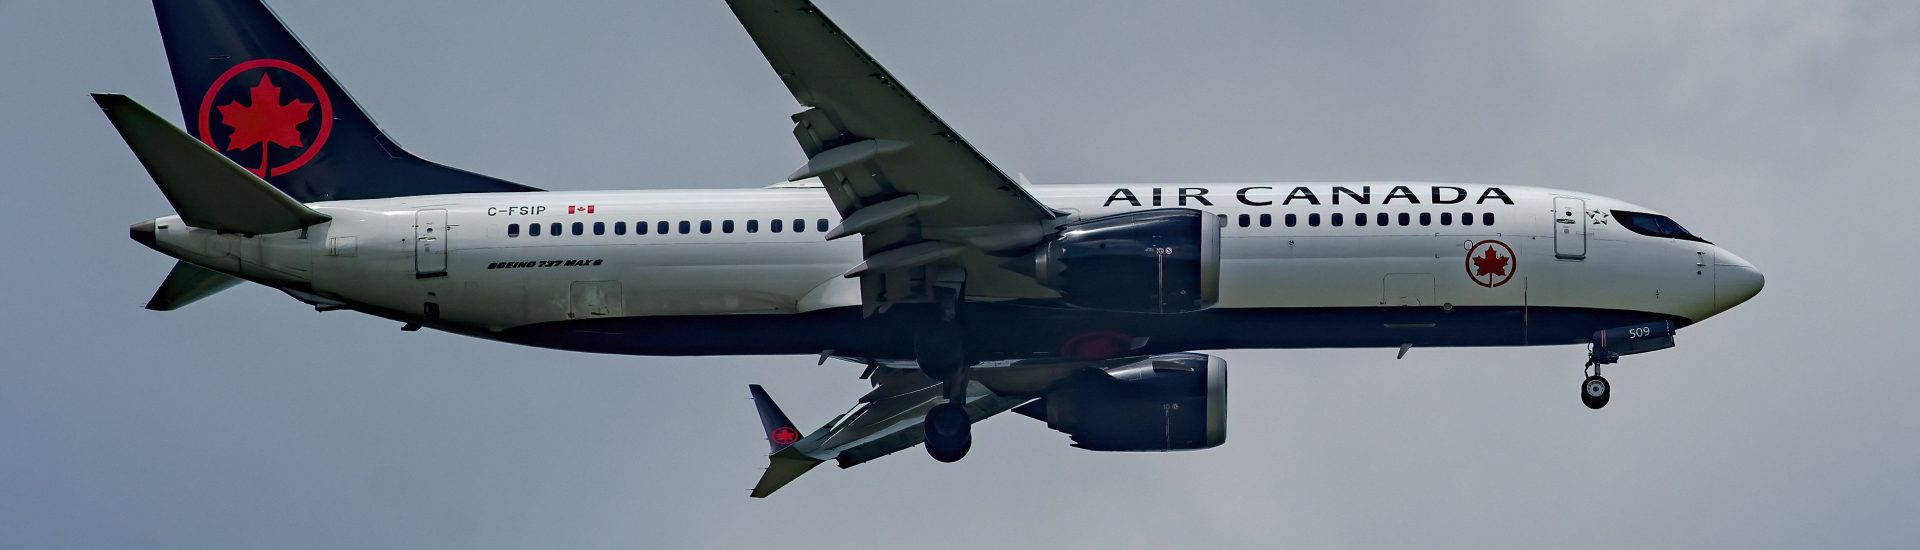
[495,304,1681,360]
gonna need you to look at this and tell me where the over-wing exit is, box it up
[102,0,1762,497]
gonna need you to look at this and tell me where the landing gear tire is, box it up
[1581,375,1611,410]
[914,324,967,383]
[924,402,972,462]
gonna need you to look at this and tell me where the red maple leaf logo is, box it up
[770,427,801,446]
[215,74,312,176]
[1472,247,1510,278]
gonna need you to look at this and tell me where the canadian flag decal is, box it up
[568,205,596,214]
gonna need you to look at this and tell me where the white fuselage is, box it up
[138,182,1762,357]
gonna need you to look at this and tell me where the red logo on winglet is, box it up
[770,427,801,447]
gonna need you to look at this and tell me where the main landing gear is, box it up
[917,282,974,462]
[917,323,971,462]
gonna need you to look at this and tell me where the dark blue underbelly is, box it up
[495,304,1686,362]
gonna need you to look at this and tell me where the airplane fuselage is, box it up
[135,182,1763,362]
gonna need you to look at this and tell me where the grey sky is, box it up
[3,0,1915,548]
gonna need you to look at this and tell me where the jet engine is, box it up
[1014,353,1227,451]
[1029,209,1220,314]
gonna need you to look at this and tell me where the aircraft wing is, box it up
[747,365,1031,498]
[726,0,1065,313]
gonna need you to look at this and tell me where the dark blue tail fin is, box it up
[748,385,803,452]
[153,0,540,202]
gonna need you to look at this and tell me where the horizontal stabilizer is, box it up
[92,93,330,235]
[146,261,241,311]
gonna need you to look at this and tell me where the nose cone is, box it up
[130,219,158,251]
[1715,251,1765,311]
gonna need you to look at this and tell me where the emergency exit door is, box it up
[415,209,447,278]
[1553,197,1586,260]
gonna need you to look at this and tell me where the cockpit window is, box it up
[1611,210,1709,243]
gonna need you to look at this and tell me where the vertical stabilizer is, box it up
[151,0,540,201]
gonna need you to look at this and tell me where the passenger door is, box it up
[415,209,447,278]
[1553,197,1586,260]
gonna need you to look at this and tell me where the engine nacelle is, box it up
[1031,209,1220,314]
[1015,353,1227,451]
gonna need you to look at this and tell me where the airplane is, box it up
[101,0,1764,498]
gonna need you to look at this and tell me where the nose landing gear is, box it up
[1578,321,1678,410]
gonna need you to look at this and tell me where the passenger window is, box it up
[700,220,712,234]
[793,219,806,233]
[678,221,691,234]
[1481,213,1494,226]
[1440,213,1452,226]
[1331,213,1343,227]
[1285,213,1297,227]
[1398,213,1410,226]
[614,221,626,235]
[593,222,605,235]
[657,221,669,235]
[747,219,759,233]
[637,221,649,235]
[1259,213,1272,228]
[771,219,784,233]
[723,220,735,233]
[1461,213,1474,226]
[1308,213,1321,227]
[1377,213,1389,226]
[1419,213,1431,226]
[572,222,585,236]
[528,223,541,237]
[507,223,520,237]
[818,219,829,232]
[1238,214,1251,228]
[1355,213,1367,227]
[550,222,562,236]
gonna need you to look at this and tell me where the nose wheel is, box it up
[1580,356,1612,409]
[1581,373,1611,409]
